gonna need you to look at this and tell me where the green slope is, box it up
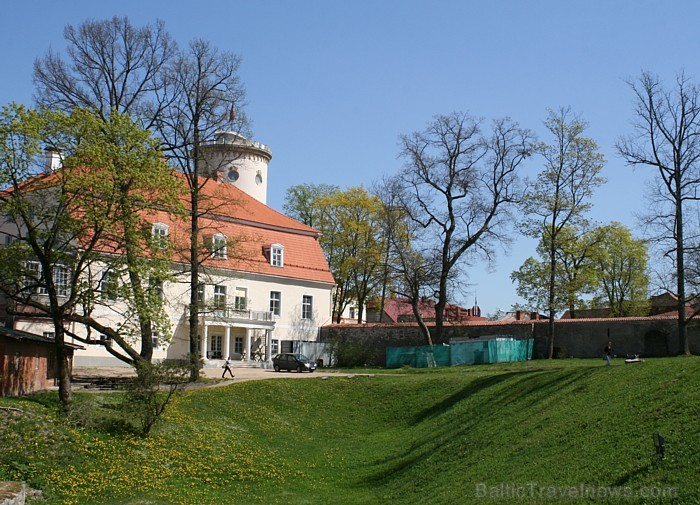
[1,358,698,504]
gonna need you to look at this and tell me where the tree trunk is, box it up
[188,139,202,382]
[188,193,201,381]
[675,174,690,355]
[54,324,72,410]
[547,237,557,359]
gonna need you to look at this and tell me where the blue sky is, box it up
[1,0,698,316]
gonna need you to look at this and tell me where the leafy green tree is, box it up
[283,183,339,228]
[513,223,649,320]
[523,108,605,358]
[315,187,386,323]
[590,222,650,317]
[0,104,183,408]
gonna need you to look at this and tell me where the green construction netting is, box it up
[386,338,534,369]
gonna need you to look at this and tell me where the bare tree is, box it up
[33,17,176,129]
[156,39,249,380]
[617,71,700,355]
[396,112,533,341]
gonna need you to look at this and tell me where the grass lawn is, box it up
[1,357,698,504]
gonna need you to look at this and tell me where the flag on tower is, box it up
[229,103,235,122]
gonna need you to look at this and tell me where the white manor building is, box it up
[6,132,335,367]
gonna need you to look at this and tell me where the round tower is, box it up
[199,131,272,204]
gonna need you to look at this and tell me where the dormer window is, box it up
[212,234,227,259]
[270,244,284,267]
[152,223,169,249]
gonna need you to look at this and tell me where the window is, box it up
[152,223,169,249]
[234,287,247,310]
[54,266,69,297]
[234,336,243,354]
[210,335,222,358]
[26,262,69,296]
[271,244,284,267]
[152,329,160,348]
[212,234,227,259]
[269,291,281,316]
[25,261,46,294]
[302,295,313,320]
[43,332,55,340]
[271,339,279,355]
[349,306,356,319]
[100,271,118,301]
[196,283,205,307]
[213,285,227,308]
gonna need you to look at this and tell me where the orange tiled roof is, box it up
[161,173,335,285]
[8,168,334,285]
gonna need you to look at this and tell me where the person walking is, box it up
[604,341,613,366]
[222,359,235,378]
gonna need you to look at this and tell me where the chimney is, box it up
[515,310,522,321]
[44,147,62,173]
[530,312,539,320]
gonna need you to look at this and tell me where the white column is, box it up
[265,330,272,361]
[202,327,209,361]
[245,328,252,362]
[224,326,231,360]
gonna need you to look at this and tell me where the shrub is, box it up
[122,360,189,436]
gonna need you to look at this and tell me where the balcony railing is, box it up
[201,304,273,322]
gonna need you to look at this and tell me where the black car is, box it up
[272,353,316,373]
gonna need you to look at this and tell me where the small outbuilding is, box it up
[0,327,81,397]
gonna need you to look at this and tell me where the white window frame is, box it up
[212,234,227,259]
[213,285,227,309]
[54,265,69,297]
[302,295,313,320]
[270,244,284,267]
[25,261,46,294]
[196,283,205,307]
[269,291,281,317]
[26,262,69,296]
[210,335,222,358]
[152,223,169,249]
[234,286,247,310]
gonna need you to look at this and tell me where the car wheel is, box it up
[310,369,315,373]
[297,365,303,373]
[274,365,280,372]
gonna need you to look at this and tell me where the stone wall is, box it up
[320,317,700,367]
[0,482,25,505]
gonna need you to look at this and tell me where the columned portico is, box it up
[197,308,275,366]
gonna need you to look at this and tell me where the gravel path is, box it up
[71,366,362,391]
